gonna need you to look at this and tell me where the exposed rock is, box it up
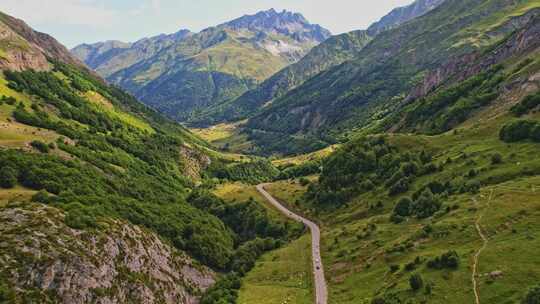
[0,11,85,71]
[406,10,540,102]
[179,145,212,181]
[0,203,215,304]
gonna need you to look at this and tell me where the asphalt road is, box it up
[256,183,327,304]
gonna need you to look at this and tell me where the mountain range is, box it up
[72,9,331,122]
[72,2,445,127]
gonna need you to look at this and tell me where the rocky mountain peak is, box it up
[222,8,331,43]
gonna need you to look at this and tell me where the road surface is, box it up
[256,183,327,304]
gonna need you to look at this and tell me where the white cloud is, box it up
[1,0,117,28]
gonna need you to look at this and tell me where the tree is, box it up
[523,285,540,304]
[393,197,412,216]
[0,166,18,188]
[30,140,50,153]
[409,273,424,291]
[414,188,441,219]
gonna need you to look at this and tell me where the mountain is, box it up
[367,0,446,35]
[191,30,372,125]
[245,0,540,155]
[0,11,298,303]
[186,0,445,126]
[0,11,83,71]
[71,29,192,78]
[72,9,331,122]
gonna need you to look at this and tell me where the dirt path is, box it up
[472,189,494,304]
[256,184,327,304]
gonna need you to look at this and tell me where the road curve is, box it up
[256,184,327,304]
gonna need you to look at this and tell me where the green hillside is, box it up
[246,0,540,155]
[0,12,303,303]
[190,30,372,125]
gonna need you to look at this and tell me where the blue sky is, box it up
[1,0,413,48]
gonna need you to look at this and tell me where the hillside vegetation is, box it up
[245,0,540,155]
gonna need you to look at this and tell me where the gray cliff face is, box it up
[0,203,215,304]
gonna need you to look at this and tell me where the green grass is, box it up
[213,182,296,225]
[238,234,313,304]
[0,186,37,206]
[84,90,154,133]
[0,74,60,147]
[190,121,254,155]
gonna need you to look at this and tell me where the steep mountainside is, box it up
[246,0,540,155]
[190,30,372,125]
[367,0,446,35]
[260,12,540,301]
[187,0,445,126]
[0,203,215,304]
[0,12,83,71]
[72,9,331,122]
[0,11,298,303]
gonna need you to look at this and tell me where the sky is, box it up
[1,0,414,48]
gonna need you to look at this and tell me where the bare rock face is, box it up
[0,22,50,71]
[406,10,540,102]
[0,203,215,304]
[179,145,212,181]
[0,11,86,72]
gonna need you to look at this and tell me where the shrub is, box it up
[425,282,433,295]
[390,214,405,224]
[0,166,18,188]
[413,189,441,219]
[523,285,540,304]
[0,280,16,303]
[299,177,310,186]
[500,120,538,142]
[30,140,50,153]
[511,91,540,116]
[389,264,400,273]
[31,190,52,204]
[393,197,412,217]
[200,274,241,304]
[409,273,424,291]
[491,153,503,165]
[427,250,460,269]
[389,178,410,196]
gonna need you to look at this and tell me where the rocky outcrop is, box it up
[406,10,540,102]
[179,145,212,181]
[0,203,215,304]
[0,21,50,71]
[0,11,84,70]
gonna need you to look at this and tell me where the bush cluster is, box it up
[427,250,460,269]
[500,120,540,143]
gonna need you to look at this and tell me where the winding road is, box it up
[256,184,327,304]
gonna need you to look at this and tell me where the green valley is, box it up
[1,1,540,304]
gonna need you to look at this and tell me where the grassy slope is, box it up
[245,0,540,156]
[237,234,313,304]
[213,181,314,304]
[265,109,540,303]
[190,121,254,155]
[262,51,540,301]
